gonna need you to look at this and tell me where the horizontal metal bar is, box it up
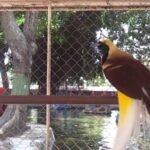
[0,6,149,11]
[51,0,150,11]
[0,1,150,11]
[0,95,118,104]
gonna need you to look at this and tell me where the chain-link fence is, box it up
[0,9,149,150]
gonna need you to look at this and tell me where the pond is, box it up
[28,105,150,150]
[28,105,118,150]
[50,107,118,150]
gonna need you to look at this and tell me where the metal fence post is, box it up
[46,3,52,150]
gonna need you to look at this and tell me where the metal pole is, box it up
[46,4,51,150]
[0,95,118,104]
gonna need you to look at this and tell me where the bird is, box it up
[95,39,150,150]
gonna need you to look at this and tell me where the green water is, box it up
[51,109,115,150]
[28,107,117,150]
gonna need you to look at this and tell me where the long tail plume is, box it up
[112,92,142,150]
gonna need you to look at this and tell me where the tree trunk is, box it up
[0,74,30,135]
[0,11,38,136]
[0,48,9,95]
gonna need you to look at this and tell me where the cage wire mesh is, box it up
[0,10,149,150]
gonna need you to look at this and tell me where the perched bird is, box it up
[95,39,150,150]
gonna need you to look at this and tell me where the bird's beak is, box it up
[91,41,102,63]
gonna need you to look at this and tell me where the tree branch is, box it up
[1,12,27,53]
[23,11,39,55]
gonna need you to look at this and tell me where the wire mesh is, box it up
[0,10,149,150]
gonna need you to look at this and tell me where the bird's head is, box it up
[97,39,111,55]
[93,39,113,64]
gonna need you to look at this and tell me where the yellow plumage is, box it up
[118,91,133,125]
[113,91,143,150]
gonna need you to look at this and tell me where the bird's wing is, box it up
[103,57,150,100]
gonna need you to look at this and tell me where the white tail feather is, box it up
[112,100,142,150]
[142,105,150,139]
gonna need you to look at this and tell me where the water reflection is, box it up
[28,106,150,149]
[51,107,118,150]
[99,111,118,150]
[27,106,118,150]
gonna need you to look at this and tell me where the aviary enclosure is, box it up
[0,0,149,149]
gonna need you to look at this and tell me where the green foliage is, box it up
[98,10,150,61]
[35,12,73,39]
[15,12,25,26]
[52,12,73,33]
[0,32,4,43]
[31,10,150,93]
[50,12,105,91]
[51,12,74,44]
[36,12,48,37]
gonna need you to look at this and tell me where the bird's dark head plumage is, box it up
[92,39,112,64]
[97,40,109,56]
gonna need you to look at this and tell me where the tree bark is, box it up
[0,11,38,136]
[0,48,9,95]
